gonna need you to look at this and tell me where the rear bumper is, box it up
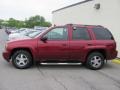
[2,50,10,62]
[107,50,118,60]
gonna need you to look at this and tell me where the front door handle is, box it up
[62,44,67,46]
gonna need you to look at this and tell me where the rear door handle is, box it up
[87,44,93,46]
[62,44,67,46]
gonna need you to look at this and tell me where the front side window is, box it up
[72,27,90,40]
[44,27,68,40]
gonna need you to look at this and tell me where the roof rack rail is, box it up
[66,24,103,27]
[95,25,103,27]
[66,23,73,25]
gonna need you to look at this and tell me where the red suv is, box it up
[2,24,117,70]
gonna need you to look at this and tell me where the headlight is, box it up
[5,43,8,50]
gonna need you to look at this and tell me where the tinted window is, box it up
[72,27,90,40]
[93,27,113,40]
[44,27,68,40]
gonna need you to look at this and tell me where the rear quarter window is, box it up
[93,27,114,40]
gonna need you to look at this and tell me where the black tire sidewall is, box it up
[86,52,104,70]
[12,50,32,69]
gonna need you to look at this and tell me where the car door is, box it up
[38,27,69,60]
[69,26,91,60]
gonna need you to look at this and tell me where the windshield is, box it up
[26,27,52,38]
[16,28,26,33]
[28,31,42,38]
[19,29,32,35]
[35,27,53,38]
[25,31,37,36]
[19,30,28,35]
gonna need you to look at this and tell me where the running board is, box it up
[40,63,82,65]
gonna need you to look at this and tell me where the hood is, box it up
[8,36,32,43]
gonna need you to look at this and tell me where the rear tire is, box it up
[86,52,104,70]
[12,50,33,69]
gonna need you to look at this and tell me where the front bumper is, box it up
[2,50,10,62]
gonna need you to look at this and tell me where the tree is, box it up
[7,18,18,27]
[25,15,51,28]
[42,22,52,27]
[17,21,25,28]
[0,15,52,28]
[0,19,4,25]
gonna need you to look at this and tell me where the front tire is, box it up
[12,50,33,69]
[86,52,104,70]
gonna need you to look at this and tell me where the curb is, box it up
[112,58,120,64]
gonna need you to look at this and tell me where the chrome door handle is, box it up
[62,44,67,46]
[88,44,93,46]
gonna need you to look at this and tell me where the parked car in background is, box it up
[10,28,27,34]
[9,30,42,41]
[8,29,35,40]
[34,26,48,31]
[3,24,117,70]
[5,27,17,34]
[5,28,30,35]
[5,29,16,35]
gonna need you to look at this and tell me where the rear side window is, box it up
[72,27,90,40]
[93,27,113,40]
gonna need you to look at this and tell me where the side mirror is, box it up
[41,36,48,42]
[73,26,77,30]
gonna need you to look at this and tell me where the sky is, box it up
[0,0,83,22]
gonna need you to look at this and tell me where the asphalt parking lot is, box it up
[0,29,120,90]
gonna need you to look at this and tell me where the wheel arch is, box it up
[85,49,106,62]
[10,48,33,60]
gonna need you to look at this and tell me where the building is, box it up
[52,0,120,57]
